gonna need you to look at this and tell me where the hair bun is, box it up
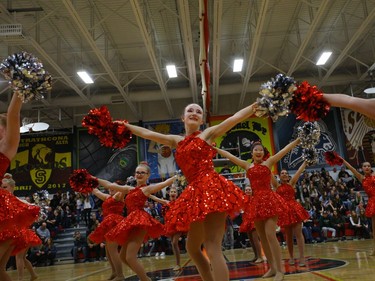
[3,173,12,179]
[139,161,149,166]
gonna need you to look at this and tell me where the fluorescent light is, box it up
[77,71,94,84]
[166,64,177,78]
[316,51,332,65]
[233,59,243,72]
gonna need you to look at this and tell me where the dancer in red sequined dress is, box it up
[341,158,375,256]
[97,162,176,281]
[0,92,40,281]
[239,185,263,263]
[88,188,126,281]
[216,139,300,281]
[274,162,310,267]
[117,102,257,281]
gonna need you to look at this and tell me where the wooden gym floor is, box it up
[7,239,375,280]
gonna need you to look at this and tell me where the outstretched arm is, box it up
[323,94,375,120]
[96,178,134,194]
[143,175,177,196]
[214,147,250,170]
[1,92,22,160]
[341,158,364,182]
[289,161,308,186]
[123,123,181,148]
[265,138,300,167]
[149,195,169,205]
[202,103,257,142]
[91,188,110,201]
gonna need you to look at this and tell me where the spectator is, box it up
[82,195,94,226]
[36,222,51,242]
[349,210,364,240]
[332,210,346,240]
[319,211,336,241]
[222,216,235,250]
[72,231,88,263]
[41,238,57,266]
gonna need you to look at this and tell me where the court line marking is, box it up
[65,265,111,281]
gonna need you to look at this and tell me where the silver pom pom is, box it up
[297,122,320,148]
[302,147,318,166]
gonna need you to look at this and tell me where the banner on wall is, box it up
[276,111,341,171]
[210,116,275,173]
[142,120,186,181]
[340,109,375,166]
[10,134,73,196]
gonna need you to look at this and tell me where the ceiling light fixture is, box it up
[233,59,243,72]
[364,71,375,94]
[77,71,94,84]
[166,64,177,78]
[20,117,49,133]
[316,51,332,65]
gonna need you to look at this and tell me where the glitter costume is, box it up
[246,164,287,221]
[164,132,245,233]
[239,195,255,233]
[11,229,42,255]
[276,183,309,227]
[88,196,125,244]
[363,175,375,218]
[105,186,164,245]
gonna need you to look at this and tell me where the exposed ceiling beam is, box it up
[130,0,174,117]
[287,0,329,75]
[238,0,269,109]
[62,0,140,119]
[177,0,198,104]
[211,0,222,114]
[320,6,375,84]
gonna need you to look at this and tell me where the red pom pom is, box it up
[69,169,98,194]
[82,106,132,149]
[324,151,343,166]
[289,81,331,121]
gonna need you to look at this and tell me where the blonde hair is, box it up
[3,173,15,186]
[137,161,151,174]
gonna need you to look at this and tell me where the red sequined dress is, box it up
[239,195,255,233]
[363,175,375,217]
[105,186,164,245]
[246,164,287,221]
[164,132,245,234]
[0,153,40,240]
[11,229,42,255]
[89,196,125,244]
[276,183,309,227]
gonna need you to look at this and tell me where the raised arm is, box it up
[214,147,250,170]
[124,123,181,148]
[201,103,257,142]
[341,158,364,182]
[323,93,375,120]
[149,195,169,205]
[1,92,22,160]
[289,161,308,186]
[142,175,177,196]
[265,138,300,167]
[97,178,134,194]
[91,188,110,201]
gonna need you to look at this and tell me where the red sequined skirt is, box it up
[277,200,309,227]
[247,189,288,221]
[11,229,42,255]
[105,210,164,245]
[366,196,375,218]
[89,213,124,244]
[239,216,255,233]
[164,173,244,234]
[0,190,40,232]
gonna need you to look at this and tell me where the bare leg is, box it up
[186,221,213,281]
[255,220,276,277]
[123,230,151,281]
[284,226,294,263]
[293,222,306,265]
[203,212,228,281]
[105,246,116,280]
[0,241,14,281]
[171,233,181,269]
[264,218,284,281]
[370,216,375,256]
[248,230,262,262]
[16,250,25,281]
[107,242,123,279]
[323,94,375,120]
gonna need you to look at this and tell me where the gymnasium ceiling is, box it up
[1,0,375,131]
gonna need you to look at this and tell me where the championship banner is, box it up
[340,108,375,166]
[210,116,275,173]
[142,120,186,181]
[10,134,73,196]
